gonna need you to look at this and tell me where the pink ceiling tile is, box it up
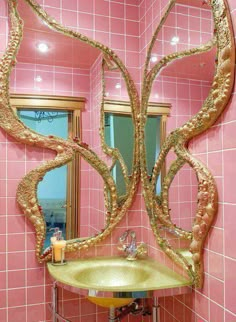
[95,15,109,32]
[44,0,60,6]
[95,0,109,16]
[126,20,139,36]
[62,9,77,27]
[62,0,77,11]
[111,2,124,19]
[78,12,94,30]
[111,17,125,34]
[126,5,139,20]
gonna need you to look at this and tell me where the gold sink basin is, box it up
[74,262,150,287]
[47,256,192,308]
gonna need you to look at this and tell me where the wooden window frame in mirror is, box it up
[104,99,171,185]
[10,94,85,241]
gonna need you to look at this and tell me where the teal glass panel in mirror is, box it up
[105,112,162,196]
[104,113,134,196]
[145,115,161,195]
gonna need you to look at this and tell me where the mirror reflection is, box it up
[10,0,136,248]
[17,109,70,247]
[147,0,215,231]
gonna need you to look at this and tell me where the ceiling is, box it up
[16,0,214,81]
[16,0,101,69]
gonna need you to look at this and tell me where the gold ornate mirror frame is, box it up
[0,0,235,288]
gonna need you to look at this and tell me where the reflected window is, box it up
[17,109,71,247]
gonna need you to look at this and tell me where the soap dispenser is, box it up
[50,227,67,265]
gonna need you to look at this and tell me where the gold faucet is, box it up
[118,230,148,261]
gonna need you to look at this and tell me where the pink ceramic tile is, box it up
[27,268,45,286]
[0,235,6,253]
[0,253,6,272]
[27,303,46,322]
[63,299,80,317]
[7,142,25,161]
[209,276,224,306]
[8,233,25,252]
[223,150,236,203]
[7,197,23,215]
[8,270,26,289]
[27,286,45,305]
[0,291,6,308]
[223,121,236,149]
[8,252,25,270]
[8,307,26,322]
[8,288,26,307]
[224,203,236,259]
[0,216,6,234]
[225,257,236,314]
[208,251,224,280]
[7,162,25,179]
[0,272,6,290]
[210,301,224,322]
[7,179,21,198]
[194,293,209,321]
[95,15,109,32]
[208,228,223,254]
[62,9,77,27]
[225,310,236,322]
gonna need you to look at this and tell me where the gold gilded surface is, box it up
[87,297,134,309]
[0,0,235,288]
[47,256,192,292]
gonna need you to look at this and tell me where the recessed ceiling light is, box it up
[154,93,159,99]
[115,83,121,89]
[170,36,179,45]
[151,55,158,63]
[37,42,49,53]
[105,92,110,97]
[35,75,42,82]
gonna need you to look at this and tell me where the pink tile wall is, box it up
[2,0,236,321]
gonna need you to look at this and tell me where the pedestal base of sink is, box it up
[87,296,134,308]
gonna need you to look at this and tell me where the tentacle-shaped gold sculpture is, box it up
[140,0,235,287]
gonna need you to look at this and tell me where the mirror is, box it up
[9,0,139,249]
[139,0,235,287]
[1,0,235,288]
[147,0,216,232]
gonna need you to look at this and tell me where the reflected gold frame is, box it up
[0,0,235,287]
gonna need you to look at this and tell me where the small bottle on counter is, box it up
[50,228,67,265]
